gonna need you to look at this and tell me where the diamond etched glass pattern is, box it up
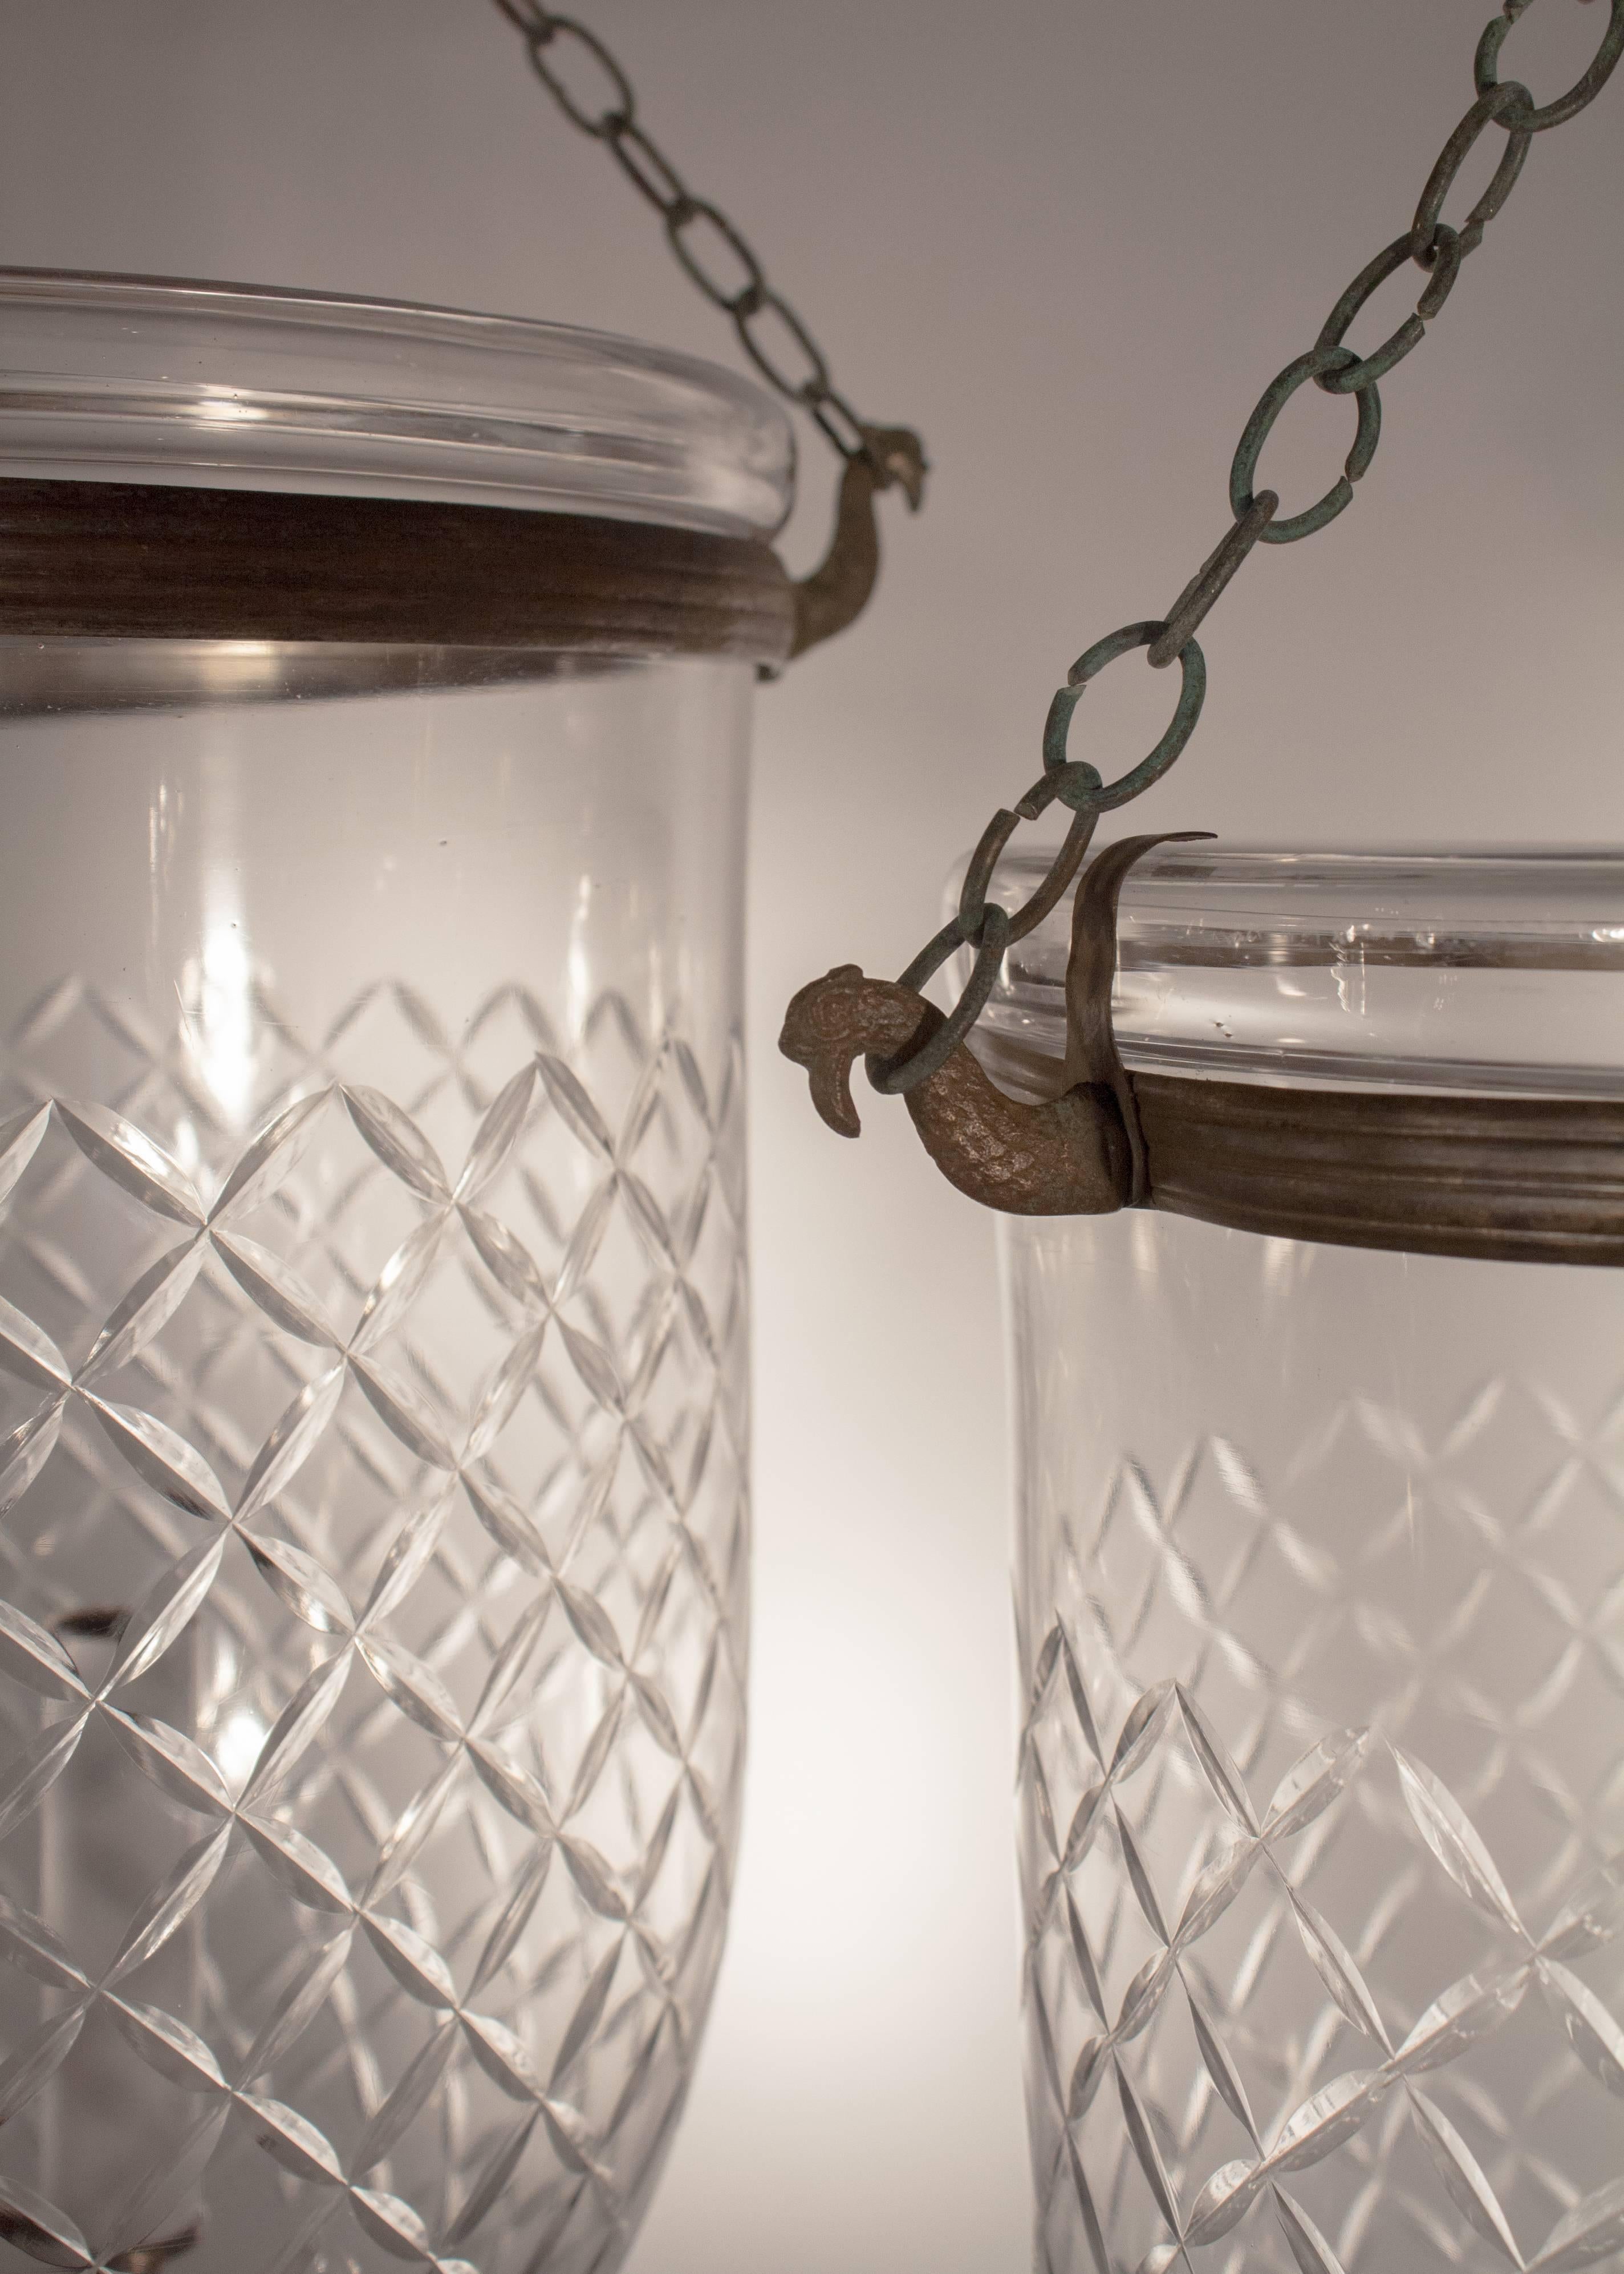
[1005,1211,1624,2274]
[0,656,756,2273]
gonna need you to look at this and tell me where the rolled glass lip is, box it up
[0,267,794,535]
[955,843,1624,1099]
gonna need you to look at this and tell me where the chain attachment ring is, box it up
[1476,0,1624,131]
[1231,346,1382,542]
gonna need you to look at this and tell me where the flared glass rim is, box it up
[0,266,794,534]
[957,842,1624,1099]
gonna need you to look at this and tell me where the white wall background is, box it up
[1,6,1619,2269]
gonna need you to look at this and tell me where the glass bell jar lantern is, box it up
[772,9,1624,2265]
[981,843,1624,2274]
[0,267,795,2274]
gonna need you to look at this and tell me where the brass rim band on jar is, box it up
[0,476,797,663]
[1135,1074,1624,1269]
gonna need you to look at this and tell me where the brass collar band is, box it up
[0,476,797,663]
[1136,1076,1624,1269]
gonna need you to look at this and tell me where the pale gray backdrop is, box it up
[1,5,1619,2269]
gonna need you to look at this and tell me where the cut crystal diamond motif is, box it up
[1020,1394,1624,2274]
[0,970,748,2273]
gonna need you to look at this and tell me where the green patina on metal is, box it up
[496,0,1624,1240]
[489,0,928,663]
[857,0,1624,1106]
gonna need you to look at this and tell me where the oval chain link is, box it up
[1410,78,1536,259]
[1477,0,1624,126]
[878,0,1620,1093]
[491,0,899,470]
[1231,346,1383,542]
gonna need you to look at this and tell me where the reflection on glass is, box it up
[996,848,1624,2272]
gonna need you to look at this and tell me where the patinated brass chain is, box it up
[488,0,898,476]
[868,0,1624,1097]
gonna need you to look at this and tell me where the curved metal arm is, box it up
[1062,831,1214,1204]
[787,425,928,661]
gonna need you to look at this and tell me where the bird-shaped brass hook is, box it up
[787,425,928,661]
[779,833,1212,1215]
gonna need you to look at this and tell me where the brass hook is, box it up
[779,831,1213,1216]
[785,425,927,663]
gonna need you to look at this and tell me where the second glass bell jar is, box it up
[0,269,793,2274]
[985,844,1624,2274]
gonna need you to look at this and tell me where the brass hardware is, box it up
[788,425,927,661]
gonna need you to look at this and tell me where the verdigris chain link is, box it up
[872,0,1623,1097]
[489,0,893,472]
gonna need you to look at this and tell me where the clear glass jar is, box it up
[0,272,792,2274]
[990,846,1624,2274]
